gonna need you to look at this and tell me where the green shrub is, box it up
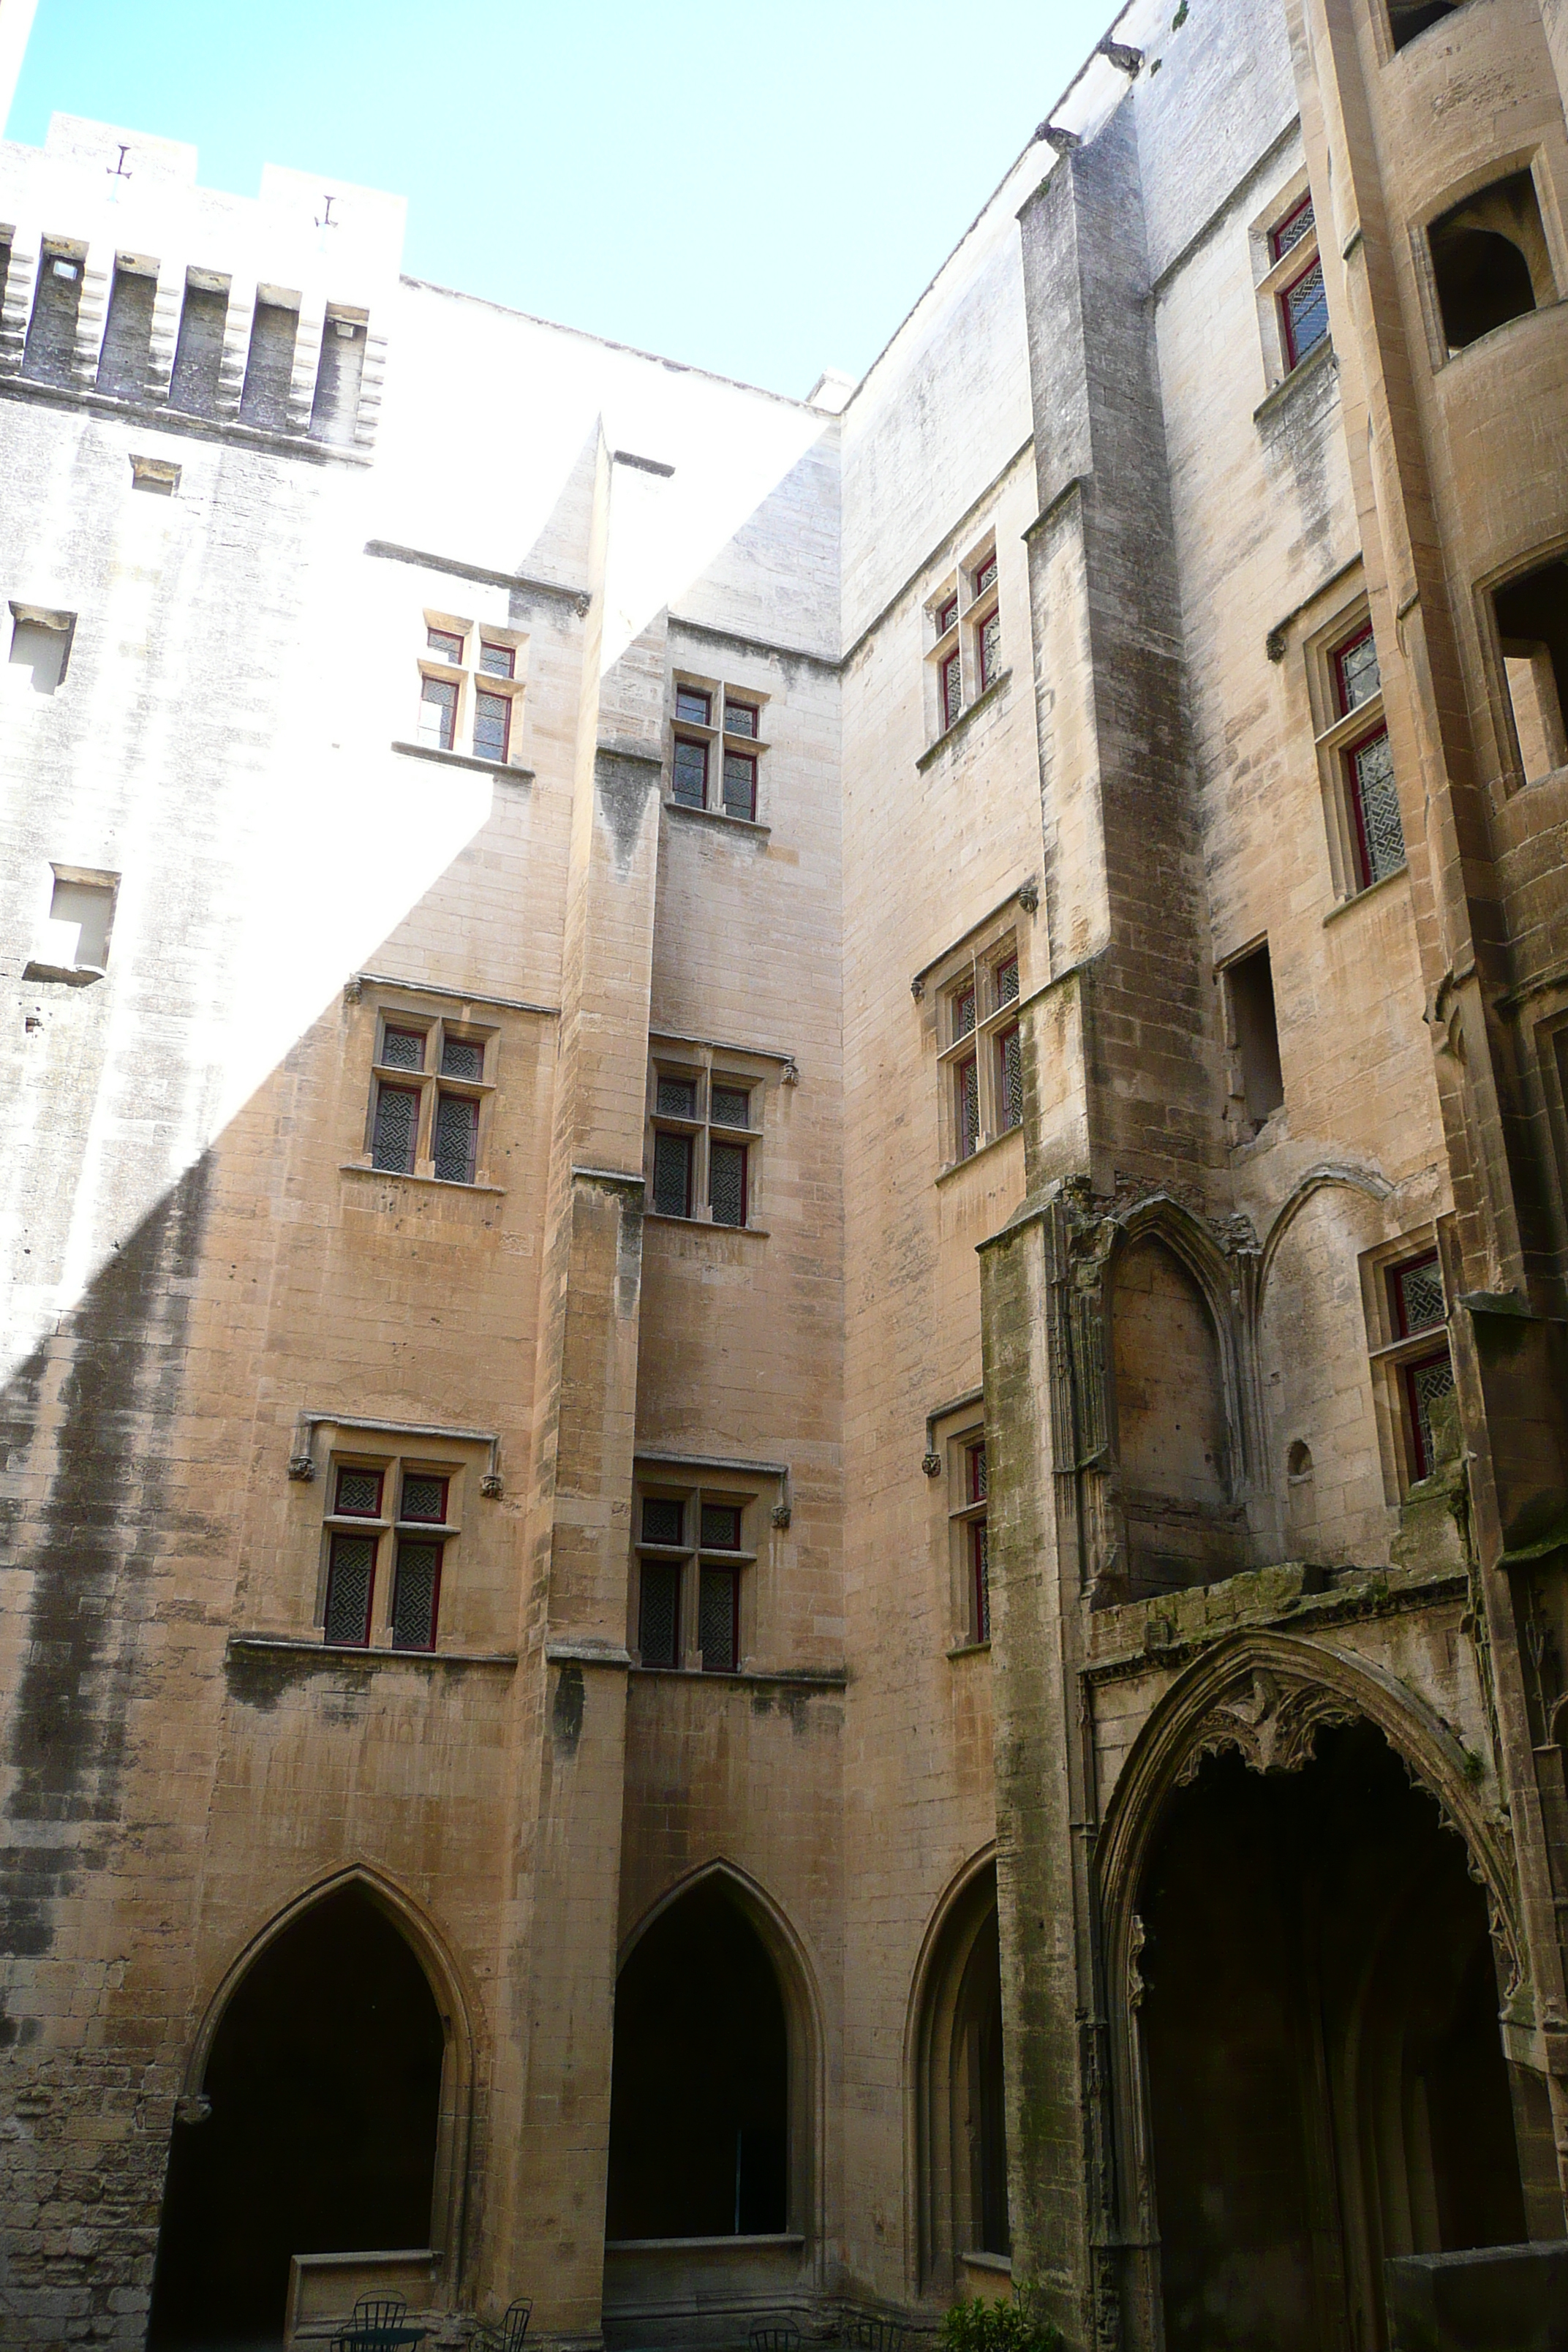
[938,2283,1064,2352]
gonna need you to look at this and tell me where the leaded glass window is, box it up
[657,1076,698,1120]
[426,625,464,665]
[1334,627,1381,715]
[971,1521,991,1643]
[639,1560,681,1667]
[400,1473,448,1524]
[440,1035,484,1082]
[1404,1352,1456,1480]
[723,750,757,821]
[973,553,998,598]
[473,688,510,763]
[391,1539,440,1650]
[710,1140,747,1227]
[701,1502,743,1550]
[324,1533,376,1645]
[698,1564,739,1673]
[380,1026,426,1071]
[372,1083,420,1174]
[957,1057,980,1159]
[653,1129,693,1218]
[479,639,514,677]
[419,674,458,751]
[1281,258,1329,368]
[941,647,962,731]
[979,608,1001,690]
[998,1025,1023,1131]
[673,736,708,806]
[434,1092,478,1184]
[1392,1253,1445,1338]
[1348,728,1405,887]
[712,1085,751,1128]
[967,1441,987,1506]
[642,1497,684,1546]
[1270,196,1314,260]
[335,1467,383,1518]
[995,956,1019,1007]
[676,685,712,728]
[725,699,758,738]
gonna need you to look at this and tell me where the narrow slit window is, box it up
[979,608,1001,692]
[372,1083,420,1174]
[309,313,366,445]
[324,1533,377,1645]
[940,647,962,732]
[1226,944,1285,1129]
[957,1056,980,1160]
[238,297,299,430]
[652,1129,693,1218]
[970,1523,991,1643]
[1495,560,1568,785]
[434,1093,478,1184]
[998,1026,1023,1133]
[391,1539,441,1651]
[23,247,85,385]
[167,276,230,415]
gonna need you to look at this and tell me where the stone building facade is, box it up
[1,0,1567,2345]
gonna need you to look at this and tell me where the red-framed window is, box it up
[710,1138,747,1227]
[1333,625,1381,717]
[1390,1251,1444,1338]
[652,1128,693,1218]
[440,1033,485,1082]
[324,1531,377,1646]
[978,606,1001,692]
[997,1025,1022,1132]
[972,553,998,600]
[419,674,458,751]
[479,639,515,678]
[676,685,712,728]
[1270,195,1315,263]
[712,1082,752,1128]
[672,736,709,807]
[434,1092,478,1183]
[936,591,958,638]
[380,1024,426,1071]
[940,647,962,732]
[473,687,510,763]
[391,1538,442,1650]
[334,1465,383,1518]
[372,1082,420,1174]
[698,1563,741,1673]
[399,1471,449,1525]
[966,1440,990,1642]
[953,983,976,1042]
[1343,724,1405,889]
[725,698,759,739]
[723,748,757,821]
[956,1055,979,1160]
[995,954,1019,1009]
[1403,1351,1456,1482]
[426,625,464,665]
[701,1501,743,1550]
[638,1558,682,1666]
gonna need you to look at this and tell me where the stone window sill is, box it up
[935,1123,1024,1186]
[227,1634,517,1669]
[1254,336,1336,426]
[392,740,534,782]
[644,1211,770,1236]
[1322,862,1409,924]
[340,1162,505,1196]
[664,799,771,838]
[946,1638,992,1661]
[631,1664,848,1690]
[917,668,1012,772]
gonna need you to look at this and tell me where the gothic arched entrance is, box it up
[911,1858,1010,2290]
[1134,1717,1526,2352]
[148,1883,448,2346]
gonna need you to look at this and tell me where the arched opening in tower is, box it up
[1137,1720,1526,2352]
[606,1878,789,2239]
[148,1885,445,2346]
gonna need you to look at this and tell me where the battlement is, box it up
[0,113,405,453]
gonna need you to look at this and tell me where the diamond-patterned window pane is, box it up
[642,1497,684,1546]
[941,649,962,731]
[957,1058,979,1158]
[972,1522,991,1643]
[1349,728,1405,886]
[372,1084,419,1173]
[440,1036,484,1082]
[995,957,1019,1007]
[473,689,510,763]
[937,595,958,637]
[1406,1350,1456,1480]
[419,675,457,750]
[712,1085,750,1128]
[968,1443,987,1506]
[673,738,707,805]
[979,608,1001,690]
[710,1141,747,1227]
[401,1474,448,1525]
[723,751,756,821]
[725,700,758,739]
[335,1467,382,1518]
[434,1092,478,1184]
[657,1077,698,1120]
[1335,629,1381,715]
[1272,196,1314,259]
[325,1534,375,1644]
[391,1540,440,1650]
[638,1560,681,1666]
[652,1130,693,1218]
[973,554,998,598]
[381,1027,426,1071]
[479,640,514,677]
[1392,1254,1445,1337]
[698,1565,739,1673]
[426,627,464,664]
[676,687,711,727]
[1283,259,1329,366]
[701,1503,742,1550]
[999,1026,1023,1131]
[954,987,976,1042]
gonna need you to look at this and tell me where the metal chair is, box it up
[843,2318,914,2352]
[750,2326,802,2352]
[335,2295,410,2351]
[478,2298,532,2352]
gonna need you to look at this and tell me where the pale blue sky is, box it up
[7,0,1115,396]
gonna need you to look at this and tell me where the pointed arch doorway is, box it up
[148,1882,451,2347]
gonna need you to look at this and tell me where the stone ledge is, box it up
[1082,1556,1469,1684]
[391,741,534,782]
[916,669,1012,772]
[663,799,772,839]
[1253,334,1337,427]
[339,1163,505,1196]
[630,1664,848,1691]
[227,1635,518,1670]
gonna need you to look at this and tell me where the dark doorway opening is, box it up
[1137,1720,1526,2352]
[956,1901,1011,2259]
[606,1879,788,2239]
[148,1885,445,2348]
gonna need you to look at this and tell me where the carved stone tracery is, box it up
[1175,1666,1357,1783]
